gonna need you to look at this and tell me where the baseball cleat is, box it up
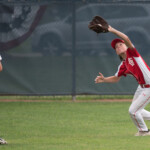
[0,138,7,144]
[135,130,150,136]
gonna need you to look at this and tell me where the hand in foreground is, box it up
[95,72,105,83]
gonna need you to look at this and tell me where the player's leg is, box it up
[132,85,141,102]
[129,87,150,132]
[129,100,149,132]
[141,109,150,120]
[132,86,150,121]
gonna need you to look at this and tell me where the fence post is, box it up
[72,0,76,101]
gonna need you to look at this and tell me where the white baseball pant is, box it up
[129,85,150,131]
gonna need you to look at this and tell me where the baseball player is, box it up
[95,25,150,136]
[0,55,7,144]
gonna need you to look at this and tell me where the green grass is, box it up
[0,101,150,150]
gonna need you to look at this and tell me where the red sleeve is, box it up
[115,61,128,77]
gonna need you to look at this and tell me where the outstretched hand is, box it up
[95,72,105,83]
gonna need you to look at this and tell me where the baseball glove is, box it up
[88,16,109,33]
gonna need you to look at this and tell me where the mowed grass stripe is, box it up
[0,102,150,150]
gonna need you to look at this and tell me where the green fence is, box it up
[0,0,149,95]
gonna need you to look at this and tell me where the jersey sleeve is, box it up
[115,61,128,77]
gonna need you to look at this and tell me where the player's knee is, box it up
[129,107,135,116]
[129,108,140,118]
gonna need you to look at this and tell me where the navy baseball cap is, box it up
[111,38,125,49]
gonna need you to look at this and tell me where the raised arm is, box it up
[108,26,134,49]
[95,72,120,84]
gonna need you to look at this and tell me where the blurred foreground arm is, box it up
[0,62,3,72]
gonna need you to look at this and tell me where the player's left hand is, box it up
[95,72,105,83]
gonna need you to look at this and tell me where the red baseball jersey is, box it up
[115,48,150,84]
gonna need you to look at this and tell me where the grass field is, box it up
[0,101,150,150]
